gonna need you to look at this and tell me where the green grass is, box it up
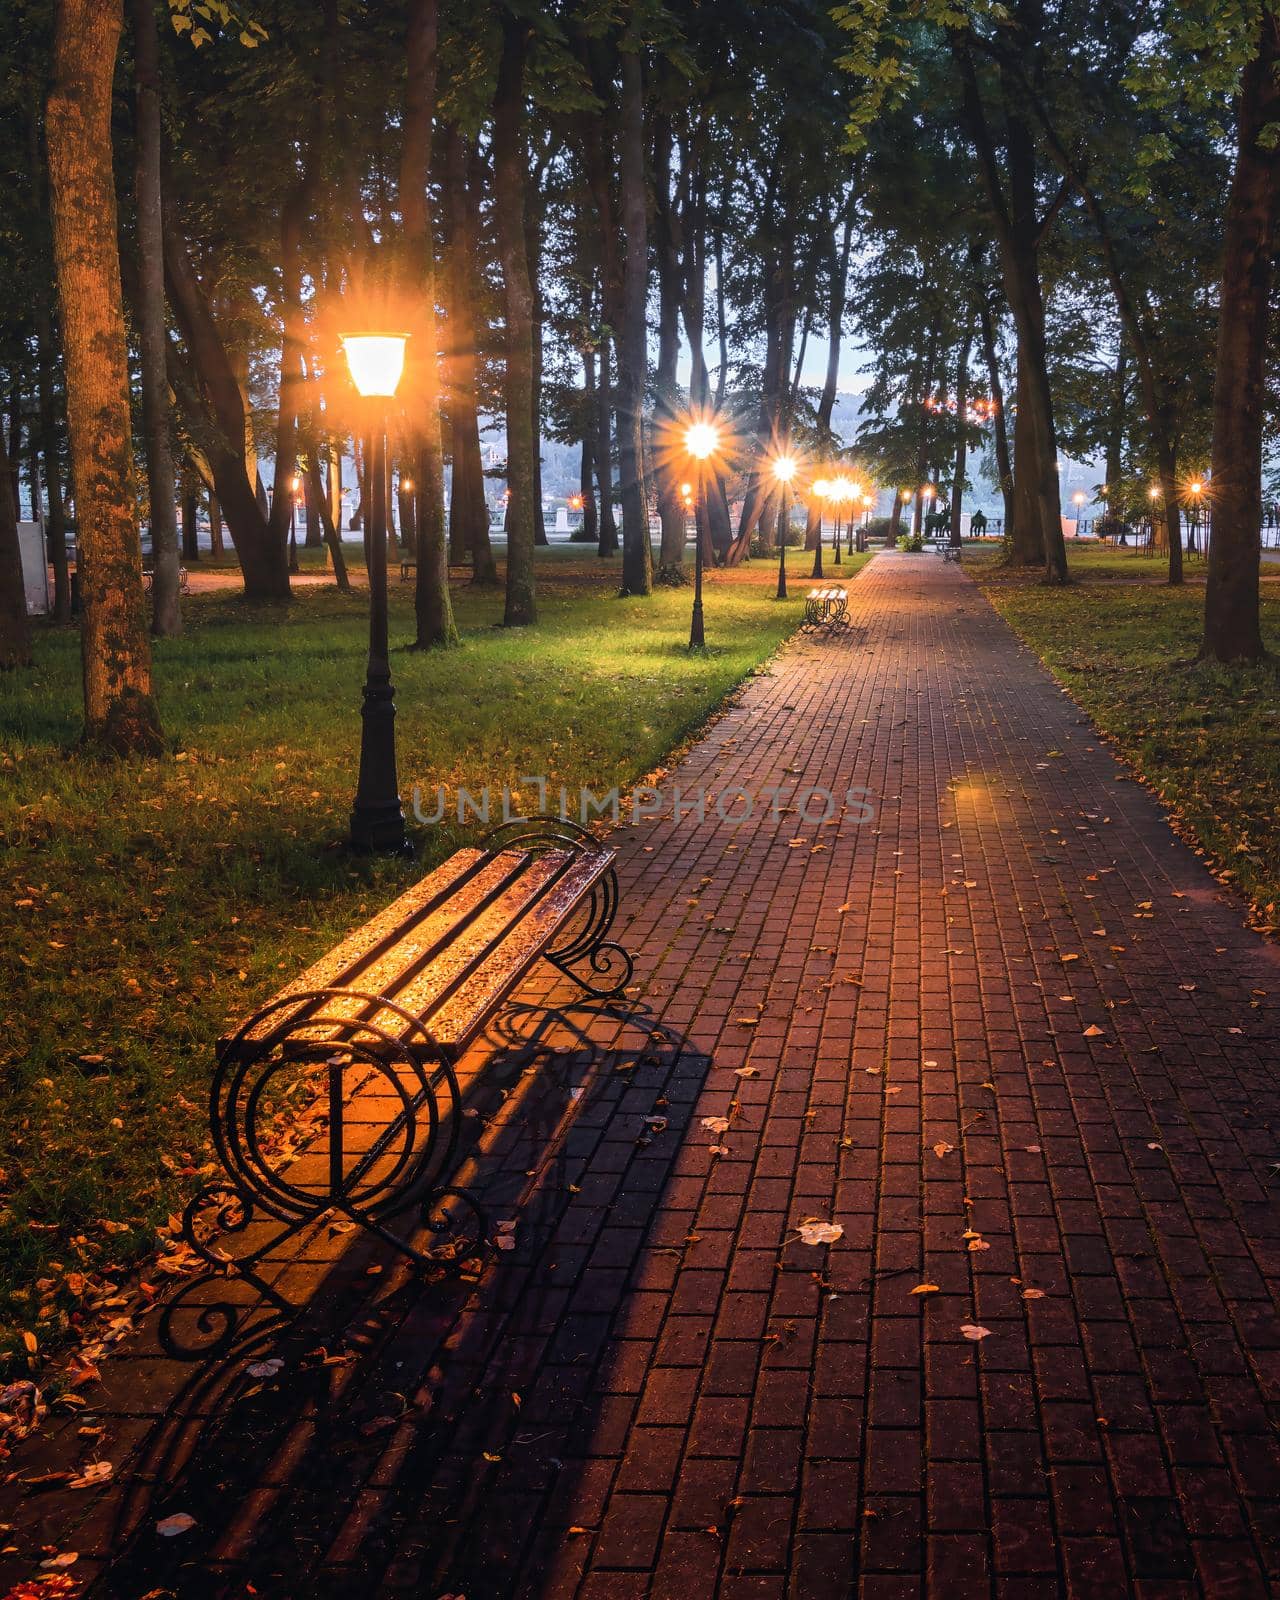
[967,544,1280,932]
[0,545,864,1365]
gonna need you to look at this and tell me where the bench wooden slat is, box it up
[222,849,494,1049]
[224,844,611,1058]
[424,850,610,1050]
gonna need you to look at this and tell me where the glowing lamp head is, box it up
[569,494,583,510]
[814,478,830,500]
[340,332,408,399]
[290,474,301,494]
[921,484,934,500]
[684,421,719,461]
[402,477,415,494]
[849,481,862,500]
[1073,492,1085,506]
[772,454,798,484]
[863,492,874,507]
[1191,481,1203,495]
[1149,485,1160,500]
[680,481,693,499]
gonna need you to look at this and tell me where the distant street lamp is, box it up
[341,329,410,854]
[772,453,798,599]
[1072,490,1086,536]
[812,478,831,579]
[684,420,720,648]
[919,482,935,540]
[860,491,874,550]
[1188,479,1203,552]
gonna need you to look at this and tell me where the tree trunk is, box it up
[402,0,458,648]
[441,128,493,581]
[304,473,322,546]
[1203,15,1279,663]
[304,451,351,592]
[616,47,651,596]
[978,290,1015,536]
[492,15,537,625]
[130,0,180,636]
[47,0,163,752]
[0,433,33,668]
[180,481,199,560]
[653,118,685,580]
[163,220,289,598]
[1010,344,1045,564]
[955,35,1066,581]
[1104,342,1126,499]
[208,491,224,557]
[950,315,974,547]
[595,332,619,556]
[28,109,72,623]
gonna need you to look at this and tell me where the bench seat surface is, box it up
[221,844,611,1058]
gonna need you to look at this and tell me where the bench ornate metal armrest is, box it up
[174,817,632,1350]
[802,587,850,633]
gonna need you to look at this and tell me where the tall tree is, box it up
[492,10,537,625]
[0,430,32,669]
[402,0,458,648]
[47,0,163,752]
[131,0,181,635]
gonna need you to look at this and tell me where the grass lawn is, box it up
[968,542,1280,932]
[0,545,864,1367]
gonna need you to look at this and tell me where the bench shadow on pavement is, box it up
[84,996,708,1600]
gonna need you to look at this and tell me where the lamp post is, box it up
[919,482,934,541]
[684,420,719,648]
[772,453,797,599]
[1188,480,1203,553]
[1148,483,1160,549]
[811,479,829,579]
[341,330,411,854]
[831,476,845,565]
[1072,490,1085,537]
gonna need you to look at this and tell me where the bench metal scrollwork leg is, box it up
[545,866,634,999]
[174,990,491,1353]
[481,815,635,999]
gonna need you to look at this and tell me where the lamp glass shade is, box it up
[685,421,719,461]
[341,333,408,399]
[772,455,797,484]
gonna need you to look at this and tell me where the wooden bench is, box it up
[803,587,849,633]
[177,817,632,1337]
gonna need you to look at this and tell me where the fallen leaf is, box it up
[1082,1025,1105,1038]
[796,1221,843,1246]
[910,1283,940,1296]
[959,1323,992,1341]
[68,1460,113,1489]
[156,1513,196,1537]
[932,1142,955,1159]
[701,1117,730,1134]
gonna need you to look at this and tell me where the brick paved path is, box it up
[7,552,1280,1600]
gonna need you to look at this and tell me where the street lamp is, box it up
[772,453,797,599]
[341,329,410,854]
[684,420,719,647]
[1072,490,1085,536]
[1188,479,1203,552]
[919,482,934,541]
[811,478,830,579]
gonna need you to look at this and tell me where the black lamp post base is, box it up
[349,802,413,856]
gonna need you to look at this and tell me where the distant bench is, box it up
[803,587,849,633]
